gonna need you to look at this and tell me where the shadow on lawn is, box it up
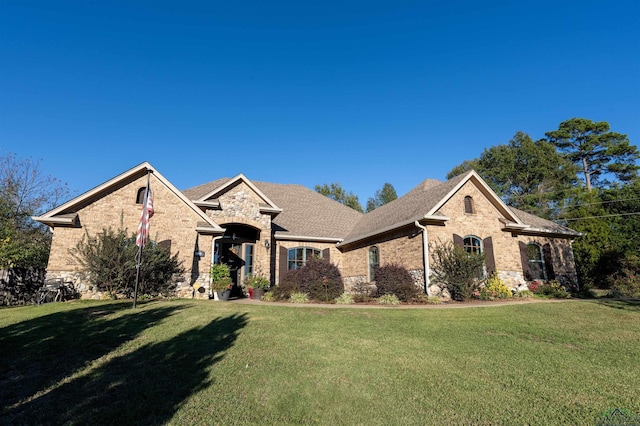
[2,306,248,425]
[0,301,183,412]
[594,298,640,312]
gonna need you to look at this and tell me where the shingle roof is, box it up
[182,170,581,243]
[510,207,582,237]
[340,172,471,244]
[182,179,363,240]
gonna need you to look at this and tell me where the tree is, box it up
[71,227,184,297]
[0,153,71,268]
[447,132,577,219]
[314,182,363,212]
[545,118,639,190]
[430,240,486,301]
[366,183,398,212]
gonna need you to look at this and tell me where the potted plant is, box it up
[244,274,270,300]
[211,264,233,301]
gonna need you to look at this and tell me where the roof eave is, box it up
[339,214,449,247]
[275,234,344,243]
[32,214,78,227]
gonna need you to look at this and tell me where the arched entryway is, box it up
[214,224,260,296]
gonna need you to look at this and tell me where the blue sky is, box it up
[1,1,638,205]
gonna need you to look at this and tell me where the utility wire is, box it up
[556,211,640,222]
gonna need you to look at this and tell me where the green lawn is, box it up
[1,299,639,425]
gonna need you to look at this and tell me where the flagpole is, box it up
[133,170,152,308]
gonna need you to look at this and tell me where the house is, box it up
[34,162,581,299]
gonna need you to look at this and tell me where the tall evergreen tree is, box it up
[366,183,398,212]
[448,132,577,218]
[314,182,363,213]
[545,118,639,190]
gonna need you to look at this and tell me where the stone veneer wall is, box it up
[46,173,214,299]
[204,181,273,281]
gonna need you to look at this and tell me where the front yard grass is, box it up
[1,299,639,425]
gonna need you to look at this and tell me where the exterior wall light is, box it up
[264,239,270,249]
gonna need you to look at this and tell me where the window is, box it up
[527,243,546,280]
[464,196,474,214]
[463,236,482,255]
[244,244,255,278]
[136,187,146,204]
[368,246,379,281]
[287,247,321,270]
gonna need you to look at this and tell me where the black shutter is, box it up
[519,242,533,281]
[322,248,331,262]
[483,237,496,276]
[279,246,288,284]
[543,243,555,280]
[453,234,464,247]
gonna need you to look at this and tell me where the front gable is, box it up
[192,174,283,231]
[427,171,524,228]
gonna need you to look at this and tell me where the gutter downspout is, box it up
[414,221,431,296]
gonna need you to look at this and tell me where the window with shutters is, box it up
[527,243,546,280]
[463,236,482,255]
[287,247,321,270]
[368,246,379,281]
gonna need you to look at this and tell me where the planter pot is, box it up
[251,288,265,300]
[215,290,231,301]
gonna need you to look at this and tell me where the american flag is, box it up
[135,186,154,247]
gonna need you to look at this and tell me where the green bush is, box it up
[272,269,302,300]
[335,292,354,305]
[606,255,640,298]
[289,292,309,304]
[374,263,419,301]
[533,280,571,299]
[513,290,534,298]
[298,259,344,302]
[430,240,486,301]
[351,281,375,303]
[210,264,232,292]
[71,227,184,298]
[261,291,277,302]
[478,273,511,300]
[244,273,270,289]
[377,294,400,305]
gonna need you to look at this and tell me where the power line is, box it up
[557,211,640,222]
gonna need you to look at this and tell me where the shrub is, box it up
[351,281,375,303]
[527,280,542,292]
[272,269,302,300]
[374,263,419,302]
[377,294,400,305]
[335,292,354,305]
[533,280,571,299]
[298,258,344,303]
[71,227,184,298]
[414,294,442,305]
[606,255,640,298]
[244,273,270,289]
[430,240,486,301]
[514,290,533,298]
[478,273,511,300]
[289,292,309,304]
[210,264,232,292]
[261,291,277,302]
